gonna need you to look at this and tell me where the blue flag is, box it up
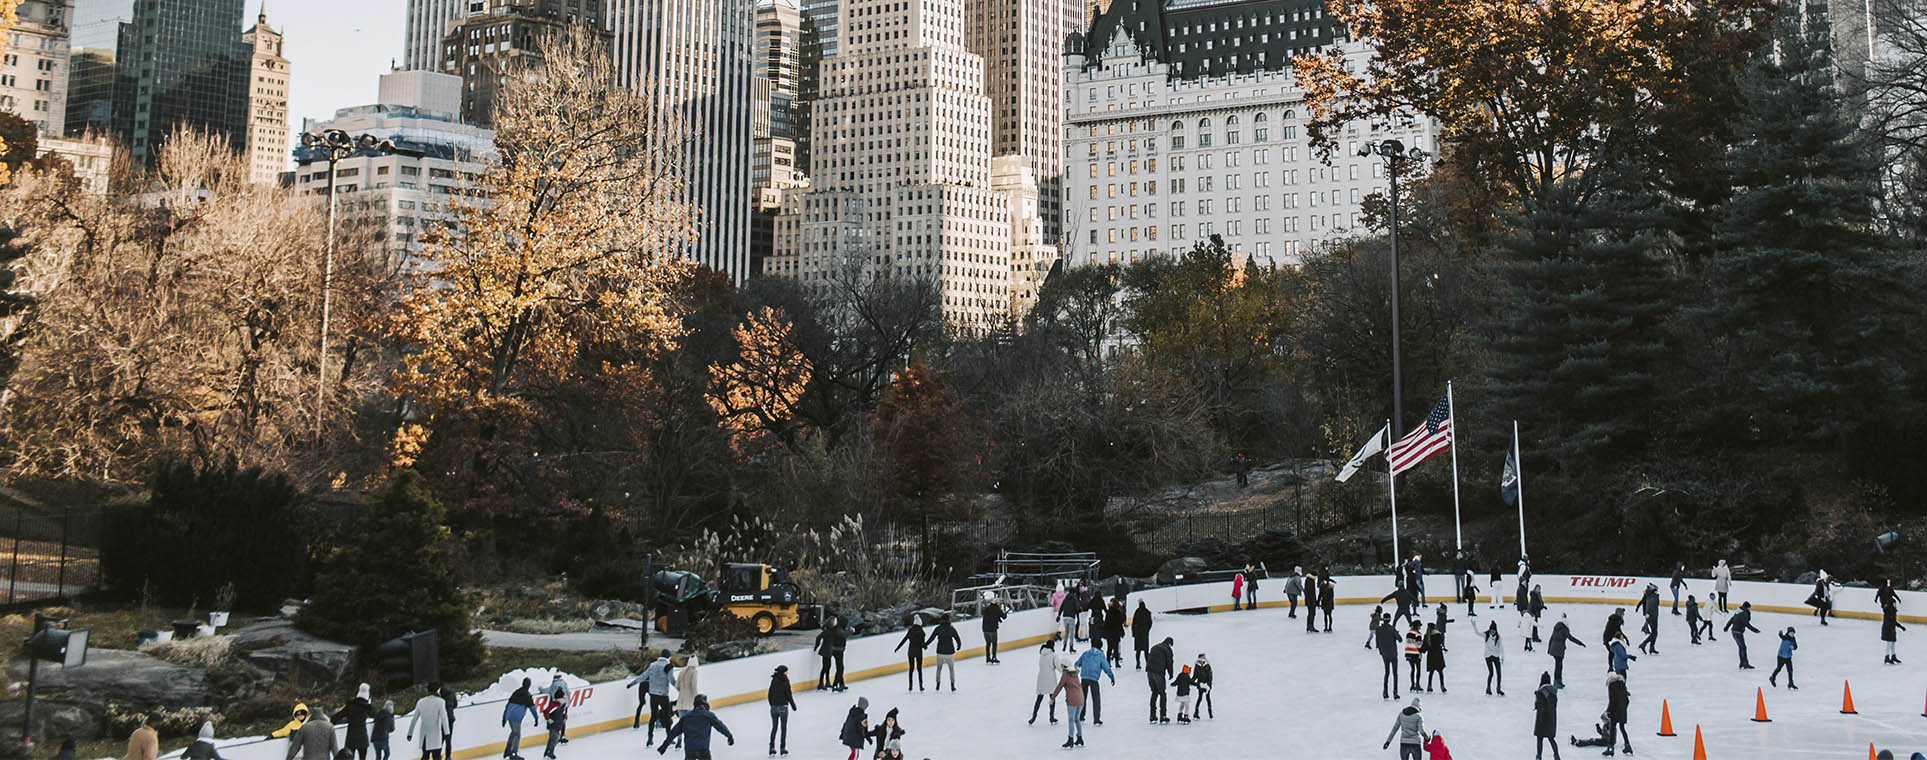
[1501,430,1520,506]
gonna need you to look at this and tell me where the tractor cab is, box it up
[720,563,801,633]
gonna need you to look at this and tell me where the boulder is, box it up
[909,607,951,625]
[6,649,210,709]
[703,639,762,662]
[1156,557,1209,586]
[0,700,102,742]
[1794,571,1819,586]
[586,600,645,621]
[227,619,358,686]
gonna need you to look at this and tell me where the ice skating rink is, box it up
[557,602,1927,759]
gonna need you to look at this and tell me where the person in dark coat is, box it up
[334,684,373,760]
[838,698,869,760]
[1685,595,1708,644]
[1382,584,1418,628]
[1192,653,1214,719]
[1601,609,1626,671]
[1636,585,1661,655]
[1423,623,1448,693]
[1546,614,1585,688]
[438,684,459,749]
[1883,601,1908,664]
[931,616,963,690]
[1603,673,1631,756]
[893,620,927,691]
[1377,616,1404,699]
[658,695,732,759]
[1130,601,1153,669]
[1319,574,1336,631]
[865,709,903,760]
[816,617,851,691]
[1104,597,1127,666]
[1434,603,1455,642]
[1669,562,1687,615]
[371,701,395,760]
[1462,568,1480,619]
[1452,550,1468,605]
[1528,585,1546,620]
[1304,571,1322,632]
[766,666,796,756]
[1533,672,1561,760]
[980,597,1007,664]
[1146,637,1175,723]
[498,680,538,760]
[1876,578,1902,612]
[1724,602,1761,669]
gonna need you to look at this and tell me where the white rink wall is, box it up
[178,573,1926,760]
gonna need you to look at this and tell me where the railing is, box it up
[0,504,104,609]
[948,583,1053,616]
[992,550,1102,586]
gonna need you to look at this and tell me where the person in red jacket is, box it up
[1424,731,1452,760]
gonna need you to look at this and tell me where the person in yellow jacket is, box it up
[272,704,311,739]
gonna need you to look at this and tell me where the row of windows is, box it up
[1088,212,1359,245]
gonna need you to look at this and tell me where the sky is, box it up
[252,0,406,135]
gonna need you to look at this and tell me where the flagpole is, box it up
[1446,381,1464,551]
[1514,420,1526,559]
[1386,418,1399,563]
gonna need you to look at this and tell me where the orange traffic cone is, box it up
[1842,681,1858,714]
[1751,687,1772,722]
[1868,742,1877,760]
[1657,699,1677,736]
[1692,725,1708,760]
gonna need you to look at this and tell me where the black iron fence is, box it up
[0,507,104,608]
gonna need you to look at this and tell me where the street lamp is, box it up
[294,130,404,441]
[1357,138,1432,438]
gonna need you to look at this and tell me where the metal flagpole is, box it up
[1446,381,1464,551]
[1514,420,1527,559]
[1387,419,1400,562]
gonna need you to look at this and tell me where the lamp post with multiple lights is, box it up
[1357,138,1432,437]
[294,130,403,440]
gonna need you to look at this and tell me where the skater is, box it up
[1382,583,1418,628]
[539,688,566,760]
[932,615,963,691]
[1607,633,1635,678]
[1452,550,1468,605]
[1601,609,1625,669]
[1051,663,1087,747]
[1231,570,1245,612]
[1243,565,1261,610]
[1377,614,1404,699]
[1425,731,1453,760]
[674,656,702,745]
[1076,642,1115,725]
[817,617,849,691]
[1423,622,1448,693]
[1768,627,1798,689]
[1528,585,1546,621]
[183,723,224,760]
[1533,672,1561,760]
[657,695,732,760]
[1381,697,1427,760]
[287,708,336,760]
[1877,578,1902,612]
[500,679,539,760]
[1193,653,1214,719]
[1519,610,1537,653]
[838,698,869,760]
[1712,560,1732,613]
[1030,642,1060,725]
[865,710,902,760]
[1637,585,1661,655]
[1286,567,1304,618]
[1058,583,1079,652]
[1405,621,1425,692]
[894,619,927,691]
[629,652,675,740]
[1463,569,1479,619]
[767,666,796,757]
[372,701,395,760]
[404,688,449,760]
[1603,673,1631,756]
[1131,601,1153,669]
[1515,557,1532,614]
[1104,596,1127,666]
[1305,570,1323,632]
[336,684,374,760]
[1147,637,1176,723]
[981,595,1007,664]
[1883,598,1907,664]
[1724,601,1761,669]
[1807,571,1839,626]
[1435,603,1455,641]
[1367,606,1386,649]
[1670,562,1686,614]
[1320,573,1337,631]
[1569,712,1615,748]
[1685,595,1712,644]
[1489,567,1505,610]
[1408,554,1428,606]
[1547,614,1584,688]
[1172,665,1198,724]
[1483,622,1505,696]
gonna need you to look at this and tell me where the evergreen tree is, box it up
[1484,171,1677,469]
[1690,7,1917,450]
[299,470,485,678]
[0,221,29,389]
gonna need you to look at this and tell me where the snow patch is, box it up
[464,668,594,702]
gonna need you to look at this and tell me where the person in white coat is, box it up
[1483,622,1505,695]
[1028,642,1060,725]
[1518,611,1538,652]
[404,688,451,760]
[1713,560,1733,613]
[670,656,700,749]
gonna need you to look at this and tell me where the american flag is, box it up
[1389,396,1453,476]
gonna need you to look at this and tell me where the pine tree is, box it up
[299,470,485,678]
[1692,7,1915,449]
[0,221,30,388]
[1484,170,1678,468]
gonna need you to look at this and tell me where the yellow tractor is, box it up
[652,563,802,635]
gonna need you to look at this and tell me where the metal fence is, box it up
[0,507,103,608]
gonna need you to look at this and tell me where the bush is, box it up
[568,558,651,601]
[101,460,314,609]
[1239,530,1308,570]
[1172,538,1246,568]
[298,470,485,678]
[678,613,766,655]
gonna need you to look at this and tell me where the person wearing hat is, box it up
[1607,633,1635,679]
[1170,664,1196,724]
[980,593,1007,664]
[1382,697,1427,759]
[287,704,338,760]
[1051,662,1087,747]
[659,695,732,760]
[1636,584,1661,655]
[767,665,797,756]
[336,684,374,760]
[628,650,676,740]
[1532,673,1560,760]
[1192,654,1214,719]
[540,687,568,760]
[183,723,224,760]
[1768,626,1798,689]
[372,701,395,760]
[1603,672,1631,756]
[1546,614,1584,688]
[838,698,870,760]
[1031,640,1061,725]
[1285,567,1304,618]
[866,708,904,759]
[502,678,540,760]
[1723,601,1761,669]
[272,705,311,740]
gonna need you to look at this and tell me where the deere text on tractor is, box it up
[651,562,802,635]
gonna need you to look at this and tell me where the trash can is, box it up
[170,620,199,640]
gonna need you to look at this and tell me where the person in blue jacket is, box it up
[1607,634,1636,679]
[658,695,733,760]
[1769,627,1798,689]
[1076,643,1117,725]
[500,679,540,760]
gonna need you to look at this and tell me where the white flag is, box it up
[1335,424,1390,482]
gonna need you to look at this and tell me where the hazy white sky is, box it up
[254,0,407,135]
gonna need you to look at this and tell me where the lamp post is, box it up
[295,130,401,441]
[1356,138,1432,437]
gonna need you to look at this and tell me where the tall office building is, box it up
[793,0,836,177]
[241,9,290,184]
[405,0,468,71]
[751,0,803,276]
[967,0,1076,242]
[377,69,463,120]
[108,0,250,166]
[63,0,132,138]
[609,0,756,280]
[439,0,610,129]
[0,0,75,137]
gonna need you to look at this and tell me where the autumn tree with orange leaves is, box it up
[708,306,812,458]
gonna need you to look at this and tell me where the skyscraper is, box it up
[793,0,836,179]
[438,0,609,129]
[63,0,132,138]
[609,0,756,280]
[241,9,290,184]
[967,0,1077,242]
[110,0,250,166]
[405,0,468,71]
[0,0,75,137]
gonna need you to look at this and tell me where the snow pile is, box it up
[464,667,595,702]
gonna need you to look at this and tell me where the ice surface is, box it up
[547,603,1927,758]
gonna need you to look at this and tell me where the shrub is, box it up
[101,460,315,608]
[678,613,768,657]
[1172,538,1247,568]
[145,636,234,670]
[1238,529,1308,570]
[298,470,485,678]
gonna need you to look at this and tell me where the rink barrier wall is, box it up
[179,573,1925,760]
